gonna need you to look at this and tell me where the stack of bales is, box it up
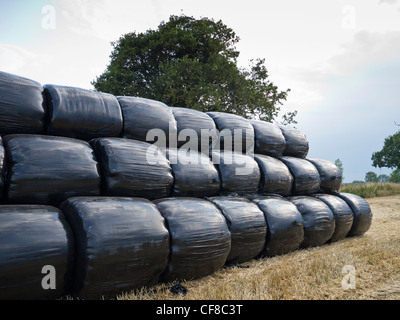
[0,71,373,299]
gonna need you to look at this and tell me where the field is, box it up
[117,195,400,300]
[339,182,400,198]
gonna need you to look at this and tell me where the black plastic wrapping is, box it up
[166,149,220,197]
[59,197,170,299]
[207,196,267,264]
[254,154,293,196]
[288,196,335,248]
[90,138,173,199]
[278,124,309,158]
[117,96,177,147]
[307,158,342,193]
[279,156,321,195]
[4,134,101,206]
[43,84,123,141]
[206,112,255,154]
[0,205,74,300]
[0,136,4,201]
[154,198,231,282]
[211,151,261,195]
[172,107,218,152]
[337,193,373,237]
[313,194,354,242]
[250,120,286,157]
[252,196,304,256]
[0,71,45,135]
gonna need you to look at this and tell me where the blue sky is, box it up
[1,0,400,182]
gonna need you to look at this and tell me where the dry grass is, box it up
[340,182,400,198]
[117,195,400,300]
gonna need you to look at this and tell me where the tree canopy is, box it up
[371,130,400,169]
[92,14,296,123]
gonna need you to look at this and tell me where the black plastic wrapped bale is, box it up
[0,71,45,135]
[4,134,101,206]
[166,149,220,197]
[0,205,74,300]
[337,193,373,237]
[278,124,309,158]
[0,136,4,201]
[172,107,218,152]
[279,156,321,195]
[206,112,255,154]
[207,196,267,264]
[154,198,231,282]
[307,158,342,193]
[252,196,304,257]
[90,138,173,199]
[250,120,286,157]
[313,194,354,242]
[117,96,177,148]
[211,151,260,195]
[254,154,293,196]
[59,197,170,299]
[43,84,123,141]
[288,196,335,248]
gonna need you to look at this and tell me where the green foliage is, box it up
[334,159,344,181]
[389,169,400,183]
[92,15,295,122]
[378,174,389,182]
[365,171,379,182]
[371,130,400,169]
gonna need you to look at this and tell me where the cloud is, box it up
[288,30,400,181]
[379,0,399,5]
[0,44,52,79]
[57,0,164,42]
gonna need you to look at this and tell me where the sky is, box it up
[1,0,400,182]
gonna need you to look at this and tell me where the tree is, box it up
[364,171,379,183]
[371,130,400,169]
[389,169,400,183]
[335,159,345,181]
[378,174,389,182]
[92,15,296,123]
